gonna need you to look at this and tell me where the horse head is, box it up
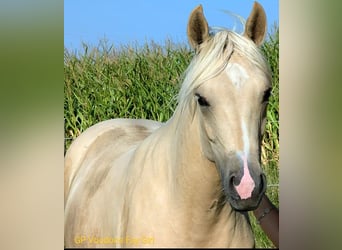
[185,2,271,211]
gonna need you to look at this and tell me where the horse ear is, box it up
[243,1,267,46]
[187,5,210,50]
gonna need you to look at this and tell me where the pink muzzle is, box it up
[234,154,255,199]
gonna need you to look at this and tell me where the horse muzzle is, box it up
[219,156,267,211]
[226,172,266,211]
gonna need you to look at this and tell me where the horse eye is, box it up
[195,93,210,107]
[262,88,272,103]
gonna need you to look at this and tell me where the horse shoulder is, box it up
[64,118,162,203]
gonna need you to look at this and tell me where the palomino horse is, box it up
[65,2,272,248]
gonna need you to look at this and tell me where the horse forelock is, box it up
[176,30,271,118]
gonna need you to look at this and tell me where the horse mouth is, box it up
[227,195,263,211]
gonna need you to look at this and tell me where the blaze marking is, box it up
[241,120,250,155]
[234,153,255,199]
[226,63,249,88]
[234,120,255,200]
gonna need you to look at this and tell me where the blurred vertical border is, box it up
[1,0,342,250]
[0,1,64,250]
[281,0,342,249]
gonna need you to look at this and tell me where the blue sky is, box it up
[64,0,278,51]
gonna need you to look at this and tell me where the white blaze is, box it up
[241,120,250,155]
[226,62,255,199]
[226,63,249,88]
[234,120,255,200]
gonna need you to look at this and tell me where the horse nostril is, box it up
[227,174,240,200]
[259,173,267,193]
[229,174,238,186]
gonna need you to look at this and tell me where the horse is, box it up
[64,2,272,248]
